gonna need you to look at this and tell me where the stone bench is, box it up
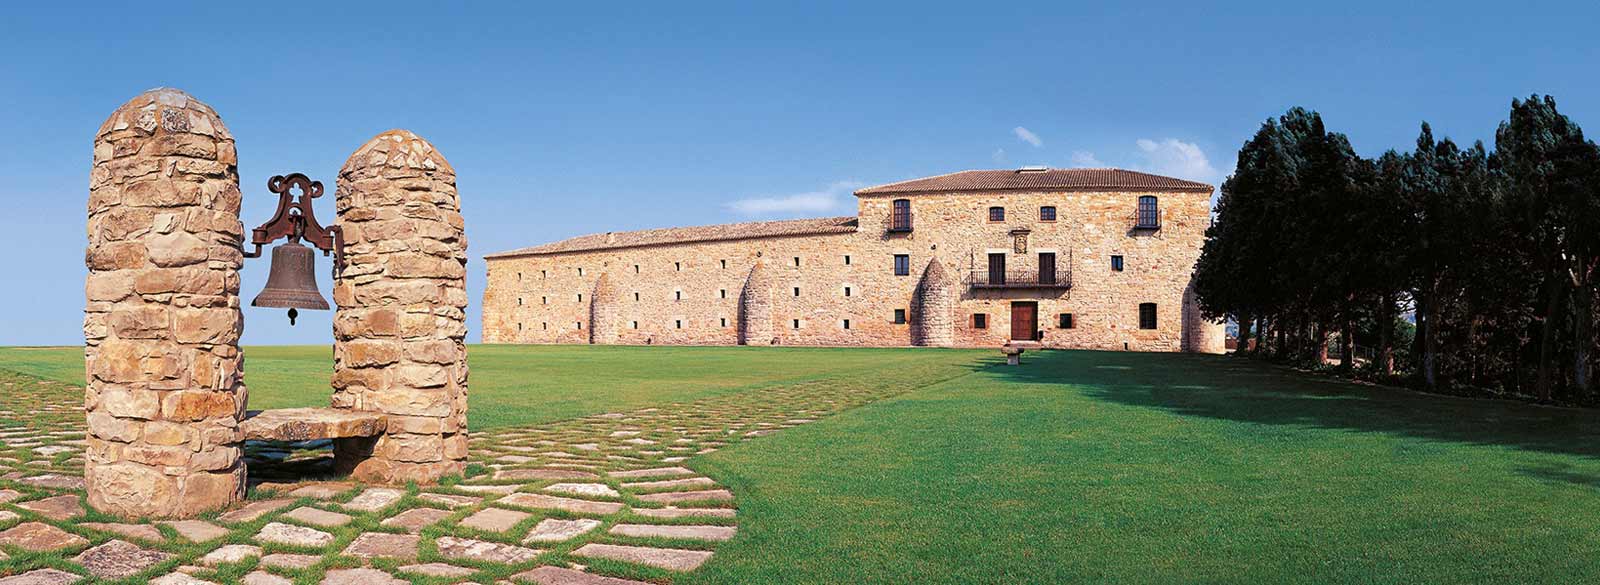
[241,408,387,442]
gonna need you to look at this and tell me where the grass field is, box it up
[3,345,1600,583]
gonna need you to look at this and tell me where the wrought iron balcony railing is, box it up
[966,269,1072,290]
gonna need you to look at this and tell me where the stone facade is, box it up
[84,88,247,517]
[330,130,470,483]
[483,169,1226,353]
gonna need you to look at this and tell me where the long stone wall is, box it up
[84,88,247,517]
[484,188,1224,352]
[331,130,469,483]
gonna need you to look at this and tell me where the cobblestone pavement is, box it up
[0,367,939,584]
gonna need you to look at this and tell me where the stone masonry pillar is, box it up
[331,130,469,483]
[589,273,619,345]
[84,88,246,517]
[911,259,955,347]
[738,261,774,345]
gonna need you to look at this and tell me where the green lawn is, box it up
[4,345,1600,583]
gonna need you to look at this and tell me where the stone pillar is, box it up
[1181,278,1225,354]
[84,88,246,517]
[331,130,469,483]
[589,273,619,345]
[738,261,774,345]
[911,259,955,347]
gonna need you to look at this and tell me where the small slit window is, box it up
[631,321,639,329]
[720,318,727,327]
[844,286,852,297]
[675,262,681,271]
[720,289,727,299]
[844,255,852,265]
[675,320,683,329]
[792,319,801,329]
[793,287,800,297]
[720,259,727,269]
[794,257,801,267]
[843,319,851,330]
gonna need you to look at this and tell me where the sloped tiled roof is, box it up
[484,216,859,259]
[855,168,1212,195]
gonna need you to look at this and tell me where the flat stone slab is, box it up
[634,507,736,519]
[455,484,519,494]
[512,566,654,585]
[74,539,174,579]
[380,507,452,533]
[321,568,407,585]
[635,489,733,504]
[494,468,600,481]
[610,523,736,541]
[545,483,621,498]
[435,536,542,564]
[418,492,481,508]
[0,569,82,585]
[460,507,531,533]
[259,553,321,569]
[149,573,216,585]
[341,532,420,560]
[524,518,602,543]
[241,408,386,441]
[217,499,294,524]
[342,487,406,512]
[241,572,291,585]
[287,483,350,499]
[255,522,334,548]
[18,474,85,490]
[608,467,694,479]
[17,494,82,520]
[0,489,24,503]
[80,522,164,542]
[0,521,88,551]
[397,563,477,578]
[159,520,228,542]
[282,506,353,528]
[199,544,262,566]
[499,493,626,515]
[571,543,713,571]
[621,477,717,491]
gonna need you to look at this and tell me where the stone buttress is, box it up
[911,259,955,347]
[330,130,470,483]
[589,273,620,345]
[737,261,774,345]
[84,88,247,517]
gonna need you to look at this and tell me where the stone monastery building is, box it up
[483,167,1225,352]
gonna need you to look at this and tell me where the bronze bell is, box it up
[252,241,330,325]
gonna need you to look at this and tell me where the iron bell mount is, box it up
[242,173,346,325]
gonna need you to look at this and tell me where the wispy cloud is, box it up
[1013,126,1043,148]
[1134,138,1222,184]
[1069,150,1105,167]
[725,181,864,218]
[992,148,1008,163]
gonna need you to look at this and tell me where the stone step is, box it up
[241,408,386,441]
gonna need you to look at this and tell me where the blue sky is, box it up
[2,1,1597,345]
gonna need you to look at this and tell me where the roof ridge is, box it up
[854,169,980,194]
[484,215,858,259]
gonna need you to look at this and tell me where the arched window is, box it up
[1137,196,1159,228]
[891,199,912,231]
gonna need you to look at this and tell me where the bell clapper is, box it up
[287,308,299,326]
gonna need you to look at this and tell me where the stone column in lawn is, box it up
[737,260,773,345]
[84,88,247,517]
[331,130,469,483]
[911,259,955,347]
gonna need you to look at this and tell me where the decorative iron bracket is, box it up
[242,173,345,275]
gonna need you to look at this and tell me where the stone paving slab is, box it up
[380,507,452,533]
[282,506,354,528]
[17,494,82,520]
[435,536,542,564]
[341,532,420,560]
[512,566,654,585]
[160,520,228,543]
[572,542,714,571]
[0,568,82,585]
[341,487,405,512]
[255,522,334,548]
[0,522,88,551]
[216,499,294,524]
[499,493,626,515]
[635,489,734,504]
[525,518,603,543]
[459,507,532,533]
[610,523,737,541]
[73,539,173,579]
[79,521,163,542]
[633,507,737,519]
[397,563,477,578]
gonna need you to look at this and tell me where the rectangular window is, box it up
[988,253,1006,285]
[794,256,801,267]
[793,287,800,297]
[542,322,547,330]
[517,272,523,281]
[844,255,852,265]
[973,314,988,329]
[893,254,910,276]
[720,289,727,299]
[632,321,638,329]
[988,206,1005,222]
[891,199,913,231]
[843,319,851,330]
[541,270,547,279]
[517,322,523,331]
[675,320,682,329]
[721,259,727,269]
[577,293,583,302]
[634,292,640,301]
[577,321,583,330]
[1139,303,1158,330]
[1137,196,1160,228]
[1039,252,1057,285]
[720,318,727,327]
[634,264,640,273]
[1111,255,1124,272]
[1059,313,1074,329]
[675,291,681,300]
[517,297,523,306]
[793,319,801,329]
[542,296,548,304]
[844,286,852,297]
[893,309,907,324]
[578,267,584,276]
[1040,206,1057,222]
[675,262,681,271]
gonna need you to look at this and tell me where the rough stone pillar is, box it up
[1181,278,1225,354]
[911,259,955,347]
[589,273,619,345]
[738,261,774,345]
[84,88,246,517]
[331,130,468,483]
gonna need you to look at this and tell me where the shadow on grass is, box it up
[992,349,1600,459]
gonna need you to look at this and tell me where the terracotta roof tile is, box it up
[855,168,1212,195]
[485,216,858,258]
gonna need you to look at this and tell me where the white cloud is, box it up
[1069,150,1105,167]
[1013,126,1043,148]
[991,148,1008,163]
[1133,138,1223,184]
[725,181,864,218]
